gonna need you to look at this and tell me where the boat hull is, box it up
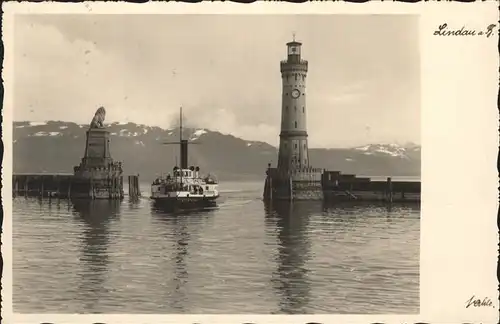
[151,195,218,210]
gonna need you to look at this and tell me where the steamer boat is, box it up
[150,108,219,209]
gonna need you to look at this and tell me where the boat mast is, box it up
[179,106,183,186]
[180,106,183,142]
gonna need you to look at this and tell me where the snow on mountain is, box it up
[354,143,413,158]
[190,129,207,141]
[29,121,47,126]
[32,131,62,137]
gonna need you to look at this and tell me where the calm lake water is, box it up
[13,181,420,314]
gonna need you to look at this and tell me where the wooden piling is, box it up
[387,177,393,203]
[269,176,273,201]
[56,176,60,199]
[128,175,140,199]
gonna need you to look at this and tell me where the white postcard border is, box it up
[2,2,498,323]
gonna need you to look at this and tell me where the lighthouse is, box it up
[277,37,309,171]
[263,37,323,201]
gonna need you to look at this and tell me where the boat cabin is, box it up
[173,168,198,179]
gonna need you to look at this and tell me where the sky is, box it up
[14,14,420,148]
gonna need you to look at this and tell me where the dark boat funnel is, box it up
[180,140,188,169]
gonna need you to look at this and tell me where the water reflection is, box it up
[71,199,121,312]
[264,200,323,314]
[319,200,420,227]
[151,206,215,312]
[321,200,420,213]
[13,183,420,314]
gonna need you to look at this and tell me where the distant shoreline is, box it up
[138,175,421,187]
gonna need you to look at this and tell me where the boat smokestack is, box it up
[180,140,188,169]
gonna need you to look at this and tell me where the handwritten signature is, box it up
[434,23,496,38]
[465,295,494,308]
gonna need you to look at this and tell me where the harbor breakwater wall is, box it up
[264,167,421,202]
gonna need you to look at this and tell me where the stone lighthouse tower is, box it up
[263,37,323,201]
[278,37,309,171]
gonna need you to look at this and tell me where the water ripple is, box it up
[13,182,420,314]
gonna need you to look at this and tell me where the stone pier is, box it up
[264,165,324,201]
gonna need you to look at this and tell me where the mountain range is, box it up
[13,121,421,181]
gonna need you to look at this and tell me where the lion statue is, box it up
[89,106,106,129]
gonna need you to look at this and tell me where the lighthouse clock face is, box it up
[291,89,301,99]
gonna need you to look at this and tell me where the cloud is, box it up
[14,14,420,148]
[322,81,370,105]
[14,20,168,125]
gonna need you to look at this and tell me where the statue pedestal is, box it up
[81,128,112,168]
[72,127,124,199]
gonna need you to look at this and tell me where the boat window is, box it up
[206,186,209,190]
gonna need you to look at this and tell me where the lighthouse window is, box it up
[294,121,297,128]
[294,106,297,111]
[294,143,297,149]
[304,144,306,149]
[286,106,288,111]
[295,74,298,81]
[302,107,305,113]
